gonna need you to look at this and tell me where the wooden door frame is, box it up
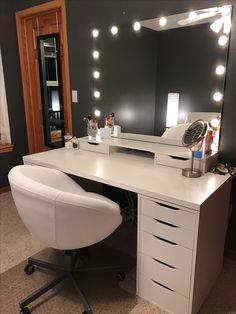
[16,0,72,153]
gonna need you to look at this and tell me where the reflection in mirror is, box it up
[38,33,65,148]
[91,5,232,144]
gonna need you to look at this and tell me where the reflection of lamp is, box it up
[166,93,179,128]
[51,90,60,111]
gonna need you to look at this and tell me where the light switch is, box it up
[72,90,78,103]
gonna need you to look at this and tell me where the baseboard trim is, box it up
[0,185,11,194]
[225,248,236,261]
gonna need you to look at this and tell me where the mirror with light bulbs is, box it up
[90,5,232,147]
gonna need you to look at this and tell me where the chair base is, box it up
[19,249,124,314]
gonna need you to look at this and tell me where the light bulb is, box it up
[159,17,167,27]
[189,11,197,21]
[221,5,231,16]
[215,65,225,75]
[94,90,100,99]
[94,109,101,117]
[92,29,99,38]
[211,118,220,129]
[93,71,100,79]
[218,35,228,46]
[92,50,100,59]
[133,21,141,31]
[111,26,118,35]
[213,92,223,102]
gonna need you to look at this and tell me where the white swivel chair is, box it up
[8,165,123,314]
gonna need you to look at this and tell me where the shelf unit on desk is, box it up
[78,136,217,174]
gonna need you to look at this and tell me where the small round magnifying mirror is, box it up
[182,119,208,178]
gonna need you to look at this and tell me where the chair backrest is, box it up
[8,165,122,250]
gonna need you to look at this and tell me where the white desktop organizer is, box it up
[78,136,218,173]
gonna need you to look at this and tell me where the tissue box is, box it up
[99,128,111,139]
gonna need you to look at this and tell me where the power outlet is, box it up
[72,90,78,103]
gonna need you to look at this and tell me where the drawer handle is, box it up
[155,201,179,211]
[154,235,177,246]
[153,258,176,269]
[88,142,99,146]
[152,279,174,292]
[169,155,189,161]
[154,218,178,228]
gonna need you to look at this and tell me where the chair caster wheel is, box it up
[24,263,35,275]
[20,307,31,314]
[82,310,92,314]
[116,270,125,281]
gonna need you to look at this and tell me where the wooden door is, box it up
[16,0,72,153]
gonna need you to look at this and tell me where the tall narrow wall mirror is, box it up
[91,5,232,144]
[38,33,65,148]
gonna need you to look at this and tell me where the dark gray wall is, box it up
[1,0,236,248]
[0,0,48,187]
[97,25,158,134]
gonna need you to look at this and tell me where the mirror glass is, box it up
[92,6,232,142]
[38,34,65,148]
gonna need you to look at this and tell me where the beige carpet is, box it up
[0,192,45,274]
[1,192,236,313]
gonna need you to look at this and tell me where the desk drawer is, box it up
[140,197,197,231]
[139,230,192,272]
[139,252,191,298]
[79,141,109,154]
[141,214,194,249]
[138,272,189,314]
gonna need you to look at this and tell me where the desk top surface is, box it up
[23,148,230,211]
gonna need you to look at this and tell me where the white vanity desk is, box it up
[23,142,231,314]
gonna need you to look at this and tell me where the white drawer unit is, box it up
[138,196,197,314]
